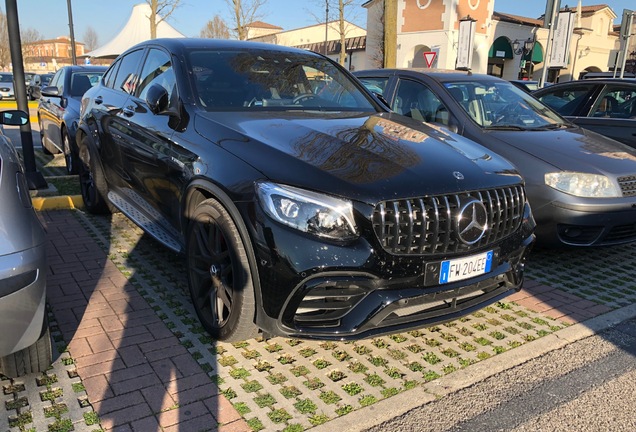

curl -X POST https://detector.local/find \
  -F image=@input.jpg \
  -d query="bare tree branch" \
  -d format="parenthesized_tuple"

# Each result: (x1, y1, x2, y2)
(200, 15, 231, 39)
(225, 0, 267, 40)
(308, 0, 363, 64)
(0, 11, 10, 70)
(83, 26, 99, 52)
(146, 0, 182, 39)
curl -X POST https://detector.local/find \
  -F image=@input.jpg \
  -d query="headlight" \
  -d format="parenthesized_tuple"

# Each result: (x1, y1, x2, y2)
(544, 172, 620, 198)
(256, 182, 358, 240)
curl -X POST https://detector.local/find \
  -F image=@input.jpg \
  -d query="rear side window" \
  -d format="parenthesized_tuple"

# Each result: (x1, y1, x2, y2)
(112, 49, 144, 95)
(535, 84, 595, 116)
(358, 77, 389, 96)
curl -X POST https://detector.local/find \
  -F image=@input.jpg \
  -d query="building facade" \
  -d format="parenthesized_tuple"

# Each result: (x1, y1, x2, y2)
(364, 0, 624, 83)
(23, 36, 87, 72)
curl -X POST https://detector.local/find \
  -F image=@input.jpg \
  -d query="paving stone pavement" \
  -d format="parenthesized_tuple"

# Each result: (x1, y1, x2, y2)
(5, 147, 636, 431)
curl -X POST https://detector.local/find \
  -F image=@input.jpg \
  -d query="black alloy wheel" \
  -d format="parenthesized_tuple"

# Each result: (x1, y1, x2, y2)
(63, 131, 79, 175)
(78, 136, 110, 214)
(187, 199, 258, 342)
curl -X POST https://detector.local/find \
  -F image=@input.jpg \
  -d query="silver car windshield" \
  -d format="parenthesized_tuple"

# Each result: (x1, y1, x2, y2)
(444, 81, 563, 129)
(188, 49, 376, 112)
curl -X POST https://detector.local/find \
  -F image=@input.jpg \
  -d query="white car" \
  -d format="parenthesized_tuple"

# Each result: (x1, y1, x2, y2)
(0, 72, 14, 100)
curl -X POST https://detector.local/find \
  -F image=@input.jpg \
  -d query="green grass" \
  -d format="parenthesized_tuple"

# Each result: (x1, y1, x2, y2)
(46, 176, 80, 196)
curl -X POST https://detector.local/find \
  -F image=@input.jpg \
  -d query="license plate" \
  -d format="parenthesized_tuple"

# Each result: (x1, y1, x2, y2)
(439, 250, 493, 284)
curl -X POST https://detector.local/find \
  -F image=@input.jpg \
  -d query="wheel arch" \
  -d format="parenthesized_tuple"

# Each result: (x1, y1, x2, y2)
(184, 179, 264, 323)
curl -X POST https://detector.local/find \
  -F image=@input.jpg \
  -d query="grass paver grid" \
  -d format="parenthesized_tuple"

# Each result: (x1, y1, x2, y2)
(74, 210, 578, 431)
(0, 308, 101, 432)
(526, 245, 636, 309)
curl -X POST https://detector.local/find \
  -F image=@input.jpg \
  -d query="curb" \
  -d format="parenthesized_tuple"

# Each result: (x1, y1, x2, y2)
(32, 194, 83, 210)
(310, 302, 636, 432)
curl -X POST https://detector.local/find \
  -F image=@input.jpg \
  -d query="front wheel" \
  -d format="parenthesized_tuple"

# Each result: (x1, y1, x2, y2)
(187, 198, 258, 342)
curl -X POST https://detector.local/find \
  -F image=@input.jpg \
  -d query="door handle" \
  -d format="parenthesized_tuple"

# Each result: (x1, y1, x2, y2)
(94, 96, 103, 105)
(122, 106, 135, 117)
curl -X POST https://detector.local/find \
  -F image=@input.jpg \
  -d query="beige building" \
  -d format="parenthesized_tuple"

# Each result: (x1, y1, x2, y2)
(248, 20, 368, 71)
(23, 36, 87, 72)
(364, 0, 623, 83)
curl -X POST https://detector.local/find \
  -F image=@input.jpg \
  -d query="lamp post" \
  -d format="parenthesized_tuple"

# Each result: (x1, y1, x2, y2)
(513, 37, 535, 80)
(324, 0, 329, 57)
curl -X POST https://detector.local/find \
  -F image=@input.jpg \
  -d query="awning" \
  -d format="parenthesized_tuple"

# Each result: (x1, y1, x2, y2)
(523, 42, 544, 63)
(488, 37, 513, 59)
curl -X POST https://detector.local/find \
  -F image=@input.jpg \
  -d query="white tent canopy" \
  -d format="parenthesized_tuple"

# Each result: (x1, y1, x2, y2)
(86, 3, 185, 59)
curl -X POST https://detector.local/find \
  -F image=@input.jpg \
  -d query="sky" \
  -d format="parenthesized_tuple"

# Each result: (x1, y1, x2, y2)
(11, 0, 635, 47)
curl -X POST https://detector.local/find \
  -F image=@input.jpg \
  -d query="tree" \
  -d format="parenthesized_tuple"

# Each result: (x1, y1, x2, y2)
(20, 27, 41, 62)
(310, 0, 363, 65)
(0, 11, 9, 70)
(200, 15, 230, 39)
(225, 0, 267, 40)
(146, 0, 182, 39)
(83, 26, 99, 52)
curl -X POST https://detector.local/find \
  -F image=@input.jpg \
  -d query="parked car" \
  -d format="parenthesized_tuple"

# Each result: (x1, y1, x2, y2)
(30, 73, 55, 100)
(77, 39, 535, 342)
(0, 109, 51, 378)
(509, 80, 540, 92)
(38, 65, 107, 174)
(354, 68, 636, 247)
(24, 72, 41, 100)
(0, 72, 14, 99)
(532, 79, 636, 149)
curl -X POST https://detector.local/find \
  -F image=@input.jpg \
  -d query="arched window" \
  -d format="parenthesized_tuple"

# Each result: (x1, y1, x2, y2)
(412, 45, 432, 68)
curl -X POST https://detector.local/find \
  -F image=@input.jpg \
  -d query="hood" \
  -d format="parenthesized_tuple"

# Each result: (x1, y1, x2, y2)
(487, 126, 636, 176)
(194, 111, 522, 204)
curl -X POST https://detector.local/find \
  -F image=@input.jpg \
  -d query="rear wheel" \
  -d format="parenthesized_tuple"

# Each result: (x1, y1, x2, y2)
(39, 118, 52, 155)
(78, 136, 111, 214)
(187, 198, 258, 342)
(0, 327, 52, 378)
(62, 131, 79, 175)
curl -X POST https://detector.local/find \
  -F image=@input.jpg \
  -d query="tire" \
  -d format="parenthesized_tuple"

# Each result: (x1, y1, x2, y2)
(187, 198, 258, 342)
(78, 136, 111, 214)
(0, 327, 52, 378)
(62, 131, 79, 175)
(39, 118, 52, 155)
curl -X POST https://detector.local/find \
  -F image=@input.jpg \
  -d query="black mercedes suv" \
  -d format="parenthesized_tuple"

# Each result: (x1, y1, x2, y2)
(77, 39, 535, 341)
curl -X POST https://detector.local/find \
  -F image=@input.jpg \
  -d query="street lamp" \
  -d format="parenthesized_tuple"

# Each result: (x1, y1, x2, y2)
(512, 37, 535, 80)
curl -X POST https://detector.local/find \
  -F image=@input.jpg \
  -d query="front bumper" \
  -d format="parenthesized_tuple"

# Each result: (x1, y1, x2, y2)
(532, 194, 636, 246)
(251, 206, 535, 340)
(0, 244, 47, 356)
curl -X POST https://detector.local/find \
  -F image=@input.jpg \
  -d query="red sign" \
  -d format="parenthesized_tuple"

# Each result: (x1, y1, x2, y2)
(423, 51, 437, 68)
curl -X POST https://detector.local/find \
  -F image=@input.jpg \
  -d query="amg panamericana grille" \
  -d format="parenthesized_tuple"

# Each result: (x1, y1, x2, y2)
(373, 185, 525, 256)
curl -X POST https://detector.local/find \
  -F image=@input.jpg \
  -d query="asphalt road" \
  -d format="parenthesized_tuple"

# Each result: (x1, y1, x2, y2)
(363, 317, 636, 432)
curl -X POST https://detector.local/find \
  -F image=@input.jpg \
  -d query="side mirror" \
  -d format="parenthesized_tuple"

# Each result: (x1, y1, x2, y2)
(146, 83, 170, 115)
(0, 109, 29, 126)
(41, 86, 60, 97)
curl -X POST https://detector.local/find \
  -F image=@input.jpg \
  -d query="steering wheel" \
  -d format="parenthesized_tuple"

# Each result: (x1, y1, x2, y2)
(492, 102, 523, 125)
(292, 93, 317, 104)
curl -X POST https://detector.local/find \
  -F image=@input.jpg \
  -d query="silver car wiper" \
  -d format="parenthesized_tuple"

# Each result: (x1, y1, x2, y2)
(484, 125, 527, 131)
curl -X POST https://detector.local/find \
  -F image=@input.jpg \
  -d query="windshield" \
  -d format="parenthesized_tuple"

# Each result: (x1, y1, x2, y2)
(0, 74, 12, 83)
(188, 49, 376, 112)
(444, 80, 563, 129)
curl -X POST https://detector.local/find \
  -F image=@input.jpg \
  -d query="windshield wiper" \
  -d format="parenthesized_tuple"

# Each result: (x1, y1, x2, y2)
(485, 125, 527, 131)
(528, 123, 565, 130)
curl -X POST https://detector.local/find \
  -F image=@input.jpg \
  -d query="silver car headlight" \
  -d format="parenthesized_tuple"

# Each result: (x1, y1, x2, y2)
(256, 182, 358, 240)
(544, 172, 620, 198)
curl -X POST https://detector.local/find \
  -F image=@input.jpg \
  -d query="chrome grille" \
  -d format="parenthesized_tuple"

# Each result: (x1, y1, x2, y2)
(618, 175, 636, 197)
(372, 185, 525, 256)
